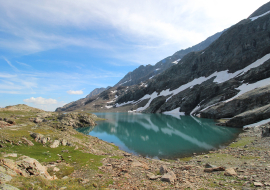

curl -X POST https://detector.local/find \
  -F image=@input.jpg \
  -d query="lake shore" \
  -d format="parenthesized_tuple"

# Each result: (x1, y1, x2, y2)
(0, 105, 270, 189)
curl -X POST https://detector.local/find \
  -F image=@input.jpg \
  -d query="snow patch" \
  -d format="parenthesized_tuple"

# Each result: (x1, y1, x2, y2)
(172, 59, 181, 64)
(163, 107, 185, 116)
(105, 105, 113, 109)
(244, 118, 270, 128)
(250, 10, 270, 21)
(118, 79, 132, 86)
(117, 53, 270, 113)
(111, 90, 117, 94)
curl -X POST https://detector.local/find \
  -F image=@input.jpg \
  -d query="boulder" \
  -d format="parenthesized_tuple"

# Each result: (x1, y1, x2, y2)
(204, 167, 225, 172)
(60, 139, 67, 146)
(21, 137, 34, 146)
(34, 117, 43, 123)
(160, 165, 168, 175)
(224, 168, 237, 176)
(147, 173, 161, 180)
(50, 140, 60, 148)
(161, 171, 176, 183)
(16, 156, 53, 180)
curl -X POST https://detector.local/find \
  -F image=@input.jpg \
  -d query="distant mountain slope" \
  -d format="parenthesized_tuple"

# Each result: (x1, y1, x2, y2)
(114, 30, 224, 87)
(56, 87, 110, 112)
(85, 87, 108, 98)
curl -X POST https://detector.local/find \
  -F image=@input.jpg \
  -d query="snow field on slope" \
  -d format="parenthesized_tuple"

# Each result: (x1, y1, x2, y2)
(250, 10, 270, 21)
(116, 53, 270, 114)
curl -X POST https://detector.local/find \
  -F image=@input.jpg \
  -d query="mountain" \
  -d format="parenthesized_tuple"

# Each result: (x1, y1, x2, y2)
(85, 87, 109, 98)
(56, 2, 270, 128)
(112, 1, 270, 127)
(56, 30, 223, 112)
(114, 30, 224, 87)
(56, 87, 110, 112)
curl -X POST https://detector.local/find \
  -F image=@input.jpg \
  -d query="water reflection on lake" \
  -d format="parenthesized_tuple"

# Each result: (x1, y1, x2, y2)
(77, 113, 242, 159)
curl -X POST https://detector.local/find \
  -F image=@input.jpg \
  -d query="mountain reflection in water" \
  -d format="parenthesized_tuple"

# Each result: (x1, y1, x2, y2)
(77, 113, 242, 159)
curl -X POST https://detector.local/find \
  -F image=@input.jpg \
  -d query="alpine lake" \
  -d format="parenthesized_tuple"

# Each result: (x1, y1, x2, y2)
(77, 112, 242, 159)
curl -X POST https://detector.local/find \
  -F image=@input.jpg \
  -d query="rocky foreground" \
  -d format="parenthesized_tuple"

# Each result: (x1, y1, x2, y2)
(1, 105, 270, 189)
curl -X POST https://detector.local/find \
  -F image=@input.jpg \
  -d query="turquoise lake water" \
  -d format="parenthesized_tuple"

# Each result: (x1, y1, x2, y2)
(77, 112, 242, 159)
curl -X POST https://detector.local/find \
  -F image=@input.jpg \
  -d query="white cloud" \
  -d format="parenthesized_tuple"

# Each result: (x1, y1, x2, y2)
(0, 0, 269, 63)
(67, 90, 83, 95)
(23, 97, 57, 105)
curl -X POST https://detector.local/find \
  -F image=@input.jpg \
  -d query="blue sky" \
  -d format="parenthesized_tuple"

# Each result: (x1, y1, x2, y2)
(0, 0, 269, 111)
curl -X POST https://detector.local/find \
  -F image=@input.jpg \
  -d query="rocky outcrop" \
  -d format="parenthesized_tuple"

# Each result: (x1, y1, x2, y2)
(225, 103, 270, 127)
(58, 112, 97, 128)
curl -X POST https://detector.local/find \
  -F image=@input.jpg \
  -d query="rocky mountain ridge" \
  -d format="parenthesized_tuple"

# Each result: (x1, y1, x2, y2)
(56, 29, 223, 112)
(114, 30, 223, 87)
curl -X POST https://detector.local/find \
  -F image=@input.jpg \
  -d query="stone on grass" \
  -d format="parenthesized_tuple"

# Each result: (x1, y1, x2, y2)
(147, 173, 161, 180)
(204, 167, 225, 172)
(50, 140, 60, 148)
(61, 139, 67, 146)
(224, 168, 237, 176)
(53, 167, 60, 172)
(21, 137, 34, 146)
(3, 154, 17, 158)
(254, 182, 264, 187)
